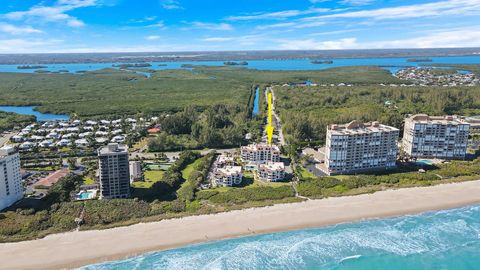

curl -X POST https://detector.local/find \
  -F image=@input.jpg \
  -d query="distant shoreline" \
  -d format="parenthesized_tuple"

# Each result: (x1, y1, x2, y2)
(1, 180, 480, 270)
(0, 48, 479, 65)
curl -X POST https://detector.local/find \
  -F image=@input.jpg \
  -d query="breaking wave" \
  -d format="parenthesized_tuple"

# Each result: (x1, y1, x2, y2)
(80, 205, 480, 270)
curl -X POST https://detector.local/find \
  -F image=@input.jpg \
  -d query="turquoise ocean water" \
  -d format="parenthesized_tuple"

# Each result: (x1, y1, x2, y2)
(79, 204, 480, 270)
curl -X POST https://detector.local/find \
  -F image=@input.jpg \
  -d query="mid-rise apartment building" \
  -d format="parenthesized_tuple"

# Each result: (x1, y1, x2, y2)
(403, 114, 470, 159)
(215, 155, 235, 168)
(129, 161, 143, 183)
(98, 143, 130, 199)
(213, 166, 243, 187)
(240, 143, 280, 163)
(324, 121, 399, 175)
(0, 146, 23, 210)
(258, 162, 285, 182)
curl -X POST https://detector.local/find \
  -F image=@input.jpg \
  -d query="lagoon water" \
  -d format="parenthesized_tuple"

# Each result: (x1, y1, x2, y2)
(79, 204, 480, 270)
(1, 55, 480, 74)
(252, 87, 260, 117)
(0, 106, 69, 121)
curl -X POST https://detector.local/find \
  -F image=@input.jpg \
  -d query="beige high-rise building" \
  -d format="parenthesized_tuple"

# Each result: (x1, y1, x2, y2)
(403, 114, 470, 159)
(323, 121, 399, 175)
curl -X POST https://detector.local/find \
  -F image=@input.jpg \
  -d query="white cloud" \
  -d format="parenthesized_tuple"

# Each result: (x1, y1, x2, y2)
(340, 0, 375, 6)
(303, 0, 480, 21)
(225, 8, 329, 21)
(256, 23, 296, 30)
(191, 22, 233, 31)
(279, 38, 358, 50)
(145, 35, 160, 40)
(277, 28, 480, 50)
(202, 37, 234, 42)
(160, 0, 182, 10)
(0, 38, 62, 53)
(256, 21, 325, 30)
(3, 0, 99, 28)
(200, 35, 263, 46)
(121, 21, 166, 31)
(371, 28, 480, 48)
(146, 22, 166, 29)
(0, 23, 43, 35)
(268, 0, 480, 30)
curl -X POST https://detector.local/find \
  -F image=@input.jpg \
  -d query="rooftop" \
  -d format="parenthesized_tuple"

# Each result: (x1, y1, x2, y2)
(0, 145, 17, 157)
(98, 143, 128, 155)
(407, 114, 469, 125)
(259, 162, 285, 172)
(328, 120, 398, 135)
(216, 166, 242, 176)
(33, 168, 70, 188)
(241, 143, 280, 152)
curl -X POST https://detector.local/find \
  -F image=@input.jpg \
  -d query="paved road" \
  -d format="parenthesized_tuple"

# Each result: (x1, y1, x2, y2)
(264, 87, 286, 146)
(0, 132, 16, 147)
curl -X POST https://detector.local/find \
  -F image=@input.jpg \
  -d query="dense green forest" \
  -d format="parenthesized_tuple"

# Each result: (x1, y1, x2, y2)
(147, 104, 256, 151)
(0, 66, 403, 117)
(0, 112, 35, 132)
(276, 85, 480, 146)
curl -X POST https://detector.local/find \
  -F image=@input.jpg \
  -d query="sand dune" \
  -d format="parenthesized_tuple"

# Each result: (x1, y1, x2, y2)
(1, 180, 480, 270)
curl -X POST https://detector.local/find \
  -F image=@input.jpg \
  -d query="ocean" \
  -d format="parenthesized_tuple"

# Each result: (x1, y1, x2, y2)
(79, 204, 480, 270)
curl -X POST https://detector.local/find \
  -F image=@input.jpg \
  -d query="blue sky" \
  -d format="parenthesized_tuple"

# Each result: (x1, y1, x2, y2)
(0, 0, 479, 53)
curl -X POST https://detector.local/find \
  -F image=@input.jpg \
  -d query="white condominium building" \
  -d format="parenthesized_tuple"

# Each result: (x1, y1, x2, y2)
(98, 143, 131, 199)
(241, 143, 280, 163)
(129, 161, 143, 183)
(213, 166, 243, 187)
(324, 121, 399, 175)
(0, 146, 23, 210)
(403, 114, 470, 159)
(215, 155, 235, 168)
(258, 162, 285, 182)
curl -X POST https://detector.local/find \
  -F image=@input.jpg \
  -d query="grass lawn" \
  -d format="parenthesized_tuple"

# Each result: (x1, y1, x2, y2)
(131, 138, 149, 151)
(132, 170, 164, 189)
(181, 157, 204, 180)
(297, 166, 317, 179)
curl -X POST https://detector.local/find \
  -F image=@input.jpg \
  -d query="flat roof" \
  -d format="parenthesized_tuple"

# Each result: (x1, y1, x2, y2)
(328, 120, 398, 135)
(98, 143, 128, 155)
(407, 114, 469, 125)
(259, 162, 285, 171)
(241, 143, 280, 152)
(216, 166, 242, 176)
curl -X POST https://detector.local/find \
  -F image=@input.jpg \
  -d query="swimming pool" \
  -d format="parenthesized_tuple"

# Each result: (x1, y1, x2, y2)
(416, 159, 433, 165)
(77, 191, 96, 200)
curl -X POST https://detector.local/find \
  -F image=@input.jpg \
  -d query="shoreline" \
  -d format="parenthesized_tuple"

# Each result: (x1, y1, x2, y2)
(2, 180, 480, 270)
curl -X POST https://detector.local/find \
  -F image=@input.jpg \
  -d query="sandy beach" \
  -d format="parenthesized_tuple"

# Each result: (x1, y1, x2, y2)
(1, 180, 480, 270)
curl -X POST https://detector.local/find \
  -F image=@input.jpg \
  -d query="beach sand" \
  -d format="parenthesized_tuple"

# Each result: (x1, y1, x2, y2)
(1, 180, 480, 270)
